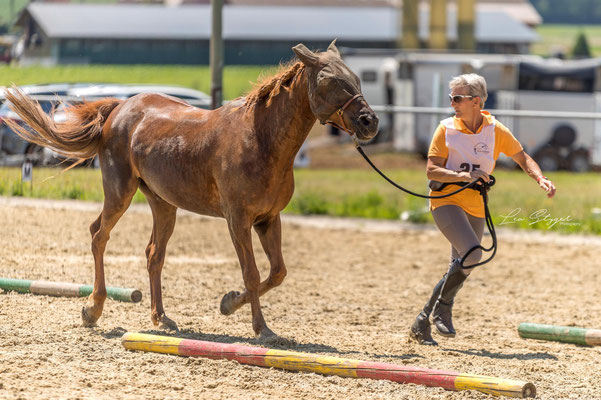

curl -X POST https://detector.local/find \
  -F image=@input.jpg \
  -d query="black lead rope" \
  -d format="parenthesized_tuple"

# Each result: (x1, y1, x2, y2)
(355, 146, 482, 199)
(355, 145, 497, 270)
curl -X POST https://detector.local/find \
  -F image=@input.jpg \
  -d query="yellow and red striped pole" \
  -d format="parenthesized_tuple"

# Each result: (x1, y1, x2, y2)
(122, 333, 536, 398)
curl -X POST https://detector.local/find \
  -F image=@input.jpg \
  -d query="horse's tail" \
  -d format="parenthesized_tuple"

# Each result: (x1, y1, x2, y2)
(4, 86, 122, 160)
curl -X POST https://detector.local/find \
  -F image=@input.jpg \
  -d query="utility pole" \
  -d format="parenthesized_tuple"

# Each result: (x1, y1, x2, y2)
(210, 0, 224, 109)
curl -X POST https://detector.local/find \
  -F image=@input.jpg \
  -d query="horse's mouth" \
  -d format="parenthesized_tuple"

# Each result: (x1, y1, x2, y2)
(353, 135, 375, 146)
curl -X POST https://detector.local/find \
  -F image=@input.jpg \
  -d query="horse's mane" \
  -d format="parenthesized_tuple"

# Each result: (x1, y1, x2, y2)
(245, 61, 306, 111)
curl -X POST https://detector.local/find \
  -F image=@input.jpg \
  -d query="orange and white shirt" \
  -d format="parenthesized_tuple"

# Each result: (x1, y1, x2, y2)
(428, 111, 523, 218)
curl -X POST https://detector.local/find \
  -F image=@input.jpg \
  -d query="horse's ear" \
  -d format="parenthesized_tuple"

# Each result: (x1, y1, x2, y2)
(327, 39, 341, 58)
(292, 43, 320, 66)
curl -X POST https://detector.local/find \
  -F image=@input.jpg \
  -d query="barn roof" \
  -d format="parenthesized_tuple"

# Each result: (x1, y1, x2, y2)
(21, 3, 538, 43)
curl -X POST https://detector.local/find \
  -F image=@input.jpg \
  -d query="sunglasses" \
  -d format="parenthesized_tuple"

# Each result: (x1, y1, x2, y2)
(449, 94, 475, 103)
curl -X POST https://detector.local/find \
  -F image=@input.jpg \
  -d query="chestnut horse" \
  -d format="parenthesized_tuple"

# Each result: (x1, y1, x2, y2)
(5, 41, 378, 339)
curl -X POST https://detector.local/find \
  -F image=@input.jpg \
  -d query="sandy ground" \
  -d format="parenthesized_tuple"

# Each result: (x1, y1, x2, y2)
(1, 197, 600, 400)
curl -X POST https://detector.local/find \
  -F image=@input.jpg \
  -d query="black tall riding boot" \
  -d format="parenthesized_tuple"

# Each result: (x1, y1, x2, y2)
(422, 275, 446, 316)
(432, 260, 468, 337)
(409, 311, 438, 346)
(408, 274, 445, 346)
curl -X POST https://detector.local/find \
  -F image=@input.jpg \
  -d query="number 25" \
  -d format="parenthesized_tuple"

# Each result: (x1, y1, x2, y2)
(460, 163, 480, 172)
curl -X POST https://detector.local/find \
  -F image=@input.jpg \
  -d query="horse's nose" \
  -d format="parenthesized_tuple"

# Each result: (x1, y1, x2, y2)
(359, 114, 372, 126)
(359, 112, 379, 132)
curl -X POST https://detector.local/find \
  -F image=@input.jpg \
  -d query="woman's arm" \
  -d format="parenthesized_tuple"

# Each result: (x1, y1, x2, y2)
(511, 150, 556, 198)
(426, 156, 490, 183)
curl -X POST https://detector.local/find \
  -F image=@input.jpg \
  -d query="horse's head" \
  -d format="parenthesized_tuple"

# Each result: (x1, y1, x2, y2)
(292, 40, 379, 143)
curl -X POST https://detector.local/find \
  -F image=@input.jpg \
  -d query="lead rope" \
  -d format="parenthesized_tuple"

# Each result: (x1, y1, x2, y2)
(324, 93, 497, 269)
(355, 144, 482, 199)
(353, 141, 497, 269)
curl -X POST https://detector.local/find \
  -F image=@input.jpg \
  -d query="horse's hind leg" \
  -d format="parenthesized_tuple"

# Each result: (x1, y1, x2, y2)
(225, 215, 275, 339)
(220, 214, 286, 316)
(82, 173, 138, 327)
(139, 183, 178, 331)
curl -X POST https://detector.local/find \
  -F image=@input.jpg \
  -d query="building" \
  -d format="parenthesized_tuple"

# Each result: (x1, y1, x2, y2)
(14, 2, 539, 65)
(477, 0, 542, 28)
(164, 0, 542, 27)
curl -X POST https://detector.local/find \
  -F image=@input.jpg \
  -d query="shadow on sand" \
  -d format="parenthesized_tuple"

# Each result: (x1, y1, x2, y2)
(443, 348, 557, 361)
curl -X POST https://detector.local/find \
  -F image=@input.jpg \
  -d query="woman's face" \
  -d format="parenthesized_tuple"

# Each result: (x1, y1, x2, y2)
(450, 86, 480, 119)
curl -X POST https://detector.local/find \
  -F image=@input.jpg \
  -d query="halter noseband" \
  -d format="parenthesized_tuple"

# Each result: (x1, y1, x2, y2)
(325, 93, 364, 138)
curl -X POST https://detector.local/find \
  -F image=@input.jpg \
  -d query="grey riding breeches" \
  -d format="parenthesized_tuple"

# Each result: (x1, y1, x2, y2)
(431, 204, 485, 275)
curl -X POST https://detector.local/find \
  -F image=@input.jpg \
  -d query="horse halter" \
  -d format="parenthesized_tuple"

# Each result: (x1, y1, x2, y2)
(325, 93, 364, 137)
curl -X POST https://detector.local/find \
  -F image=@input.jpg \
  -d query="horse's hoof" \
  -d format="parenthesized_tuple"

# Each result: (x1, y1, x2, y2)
(256, 328, 288, 345)
(219, 291, 241, 316)
(158, 315, 179, 331)
(256, 326, 277, 339)
(81, 306, 98, 327)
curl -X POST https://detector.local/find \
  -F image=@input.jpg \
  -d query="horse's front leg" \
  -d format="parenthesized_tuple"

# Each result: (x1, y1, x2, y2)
(224, 216, 276, 339)
(220, 214, 287, 315)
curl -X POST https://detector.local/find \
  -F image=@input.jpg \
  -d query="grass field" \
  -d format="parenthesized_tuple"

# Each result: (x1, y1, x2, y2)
(532, 24, 601, 57)
(0, 0, 29, 27)
(0, 65, 273, 101)
(0, 166, 598, 235)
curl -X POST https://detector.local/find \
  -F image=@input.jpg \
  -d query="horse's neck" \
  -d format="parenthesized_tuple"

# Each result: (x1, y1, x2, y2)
(256, 68, 316, 166)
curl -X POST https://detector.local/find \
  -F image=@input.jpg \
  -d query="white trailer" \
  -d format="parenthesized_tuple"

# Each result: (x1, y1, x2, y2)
(342, 48, 601, 171)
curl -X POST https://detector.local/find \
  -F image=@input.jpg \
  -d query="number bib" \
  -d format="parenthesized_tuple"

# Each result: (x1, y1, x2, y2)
(442, 117, 496, 174)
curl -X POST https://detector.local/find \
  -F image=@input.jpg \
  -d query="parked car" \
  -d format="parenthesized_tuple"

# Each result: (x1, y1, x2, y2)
(0, 82, 96, 102)
(40, 84, 212, 167)
(68, 84, 211, 109)
(0, 83, 80, 166)
(0, 83, 211, 166)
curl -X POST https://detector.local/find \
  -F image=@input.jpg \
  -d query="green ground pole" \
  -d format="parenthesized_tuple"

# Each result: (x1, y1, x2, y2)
(518, 323, 601, 346)
(0, 278, 142, 303)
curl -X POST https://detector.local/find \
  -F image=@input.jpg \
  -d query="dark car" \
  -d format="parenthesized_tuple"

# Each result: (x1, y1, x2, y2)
(0, 84, 95, 166)
(0, 84, 212, 167)
(0, 98, 64, 166)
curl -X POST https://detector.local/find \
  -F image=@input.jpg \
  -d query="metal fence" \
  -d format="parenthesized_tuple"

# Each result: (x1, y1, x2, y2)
(371, 105, 601, 120)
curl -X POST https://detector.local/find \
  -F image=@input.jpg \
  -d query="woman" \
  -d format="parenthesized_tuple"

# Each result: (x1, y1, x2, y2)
(409, 73, 556, 346)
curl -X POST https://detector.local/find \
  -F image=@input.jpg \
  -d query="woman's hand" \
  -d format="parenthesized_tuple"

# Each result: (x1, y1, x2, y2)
(467, 169, 490, 184)
(537, 176, 556, 198)
(511, 151, 556, 199)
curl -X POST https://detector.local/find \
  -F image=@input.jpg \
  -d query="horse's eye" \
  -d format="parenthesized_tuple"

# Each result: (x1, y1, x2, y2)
(317, 68, 337, 84)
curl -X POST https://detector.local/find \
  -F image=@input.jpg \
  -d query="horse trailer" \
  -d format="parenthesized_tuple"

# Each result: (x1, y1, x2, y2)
(342, 48, 601, 171)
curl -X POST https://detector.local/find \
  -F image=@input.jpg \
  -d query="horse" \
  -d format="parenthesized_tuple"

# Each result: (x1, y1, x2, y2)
(5, 40, 379, 339)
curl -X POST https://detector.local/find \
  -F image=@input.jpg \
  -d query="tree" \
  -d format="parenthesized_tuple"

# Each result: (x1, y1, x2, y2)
(572, 32, 591, 59)
(531, 0, 601, 24)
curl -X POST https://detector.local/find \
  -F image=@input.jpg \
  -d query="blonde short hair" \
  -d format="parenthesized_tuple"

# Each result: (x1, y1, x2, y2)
(449, 73, 488, 108)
